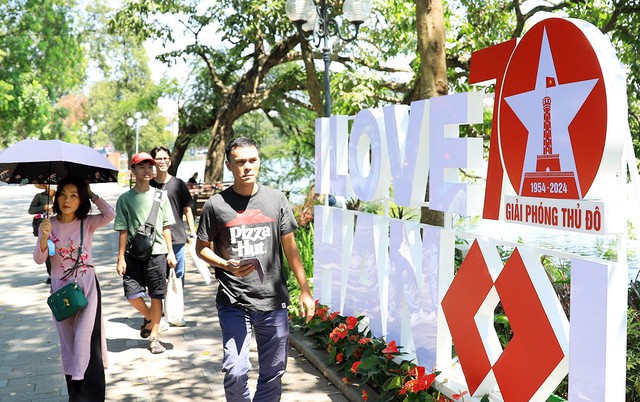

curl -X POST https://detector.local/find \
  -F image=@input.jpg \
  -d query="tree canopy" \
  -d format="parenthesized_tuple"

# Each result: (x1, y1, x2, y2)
(3, 0, 639, 187)
(106, 0, 640, 185)
(0, 0, 86, 146)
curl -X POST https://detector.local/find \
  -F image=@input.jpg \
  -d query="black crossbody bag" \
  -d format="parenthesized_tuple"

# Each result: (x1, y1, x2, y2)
(126, 189, 163, 261)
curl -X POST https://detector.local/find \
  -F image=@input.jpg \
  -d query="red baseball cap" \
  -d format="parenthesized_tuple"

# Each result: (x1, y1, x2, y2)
(130, 152, 156, 167)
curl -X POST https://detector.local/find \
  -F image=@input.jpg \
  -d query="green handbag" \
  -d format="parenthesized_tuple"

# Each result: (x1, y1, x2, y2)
(47, 282, 88, 322)
(46, 220, 88, 322)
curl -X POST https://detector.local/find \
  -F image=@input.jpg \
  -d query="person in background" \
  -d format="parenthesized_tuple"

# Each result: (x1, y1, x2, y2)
(29, 183, 56, 283)
(114, 152, 176, 354)
(195, 137, 315, 401)
(150, 145, 197, 325)
(34, 176, 116, 401)
(187, 171, 199, 187)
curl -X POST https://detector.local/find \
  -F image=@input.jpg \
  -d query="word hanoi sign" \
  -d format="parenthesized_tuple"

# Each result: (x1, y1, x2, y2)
(313, 17, 631, 402)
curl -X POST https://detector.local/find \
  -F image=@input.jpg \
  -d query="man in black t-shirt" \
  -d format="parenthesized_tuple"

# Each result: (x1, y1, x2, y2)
(150, 146, 196, 326)
(195, 137, 314, 401)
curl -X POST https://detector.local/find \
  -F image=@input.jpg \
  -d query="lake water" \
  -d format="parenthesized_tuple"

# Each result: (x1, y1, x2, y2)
(456, 216, 640, 282)
(174, 159, 231, 183)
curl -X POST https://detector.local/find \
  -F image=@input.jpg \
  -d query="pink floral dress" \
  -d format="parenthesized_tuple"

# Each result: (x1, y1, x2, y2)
(33, 197, 115, 380)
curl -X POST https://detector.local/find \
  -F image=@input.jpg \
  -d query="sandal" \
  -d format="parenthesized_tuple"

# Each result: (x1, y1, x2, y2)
(140, 318, 152, 339)
(148, 337, 166, 354)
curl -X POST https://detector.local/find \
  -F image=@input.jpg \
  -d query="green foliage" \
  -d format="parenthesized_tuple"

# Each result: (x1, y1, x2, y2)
(0, 0, 86, 145)
(285, 223, 315, 317)
(629, 275, 640, 401)
(389, 204, 419, 221)
(83, 5, 178, 156)
(294, 224, 314, 279)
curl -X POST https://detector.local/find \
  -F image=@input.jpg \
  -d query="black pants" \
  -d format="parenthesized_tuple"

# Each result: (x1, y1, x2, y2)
(65, 282, 105, 402)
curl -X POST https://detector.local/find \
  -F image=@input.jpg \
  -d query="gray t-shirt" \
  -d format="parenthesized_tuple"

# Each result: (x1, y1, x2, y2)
(197, 184, 297, 311)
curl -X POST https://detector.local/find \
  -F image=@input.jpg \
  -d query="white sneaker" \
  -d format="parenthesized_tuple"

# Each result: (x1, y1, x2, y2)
(169, 318, 186, 327)
(159, 317, 170, 332)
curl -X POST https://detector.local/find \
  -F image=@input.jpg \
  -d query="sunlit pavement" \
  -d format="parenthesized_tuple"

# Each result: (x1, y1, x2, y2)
(0, 183, 347, 401)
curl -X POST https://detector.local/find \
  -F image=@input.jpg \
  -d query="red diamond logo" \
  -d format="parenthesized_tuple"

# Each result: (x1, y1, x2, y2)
(442, 239, 569, 398)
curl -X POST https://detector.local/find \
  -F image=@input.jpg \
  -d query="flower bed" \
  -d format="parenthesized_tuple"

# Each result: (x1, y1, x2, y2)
(290, 302, 461, 402)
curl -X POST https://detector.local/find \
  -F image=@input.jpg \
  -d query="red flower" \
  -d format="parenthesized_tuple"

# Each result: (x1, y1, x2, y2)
(346, 316, 358, 330)
(408, 365, 425, 379)
(452, 391, 469, 400)
(402, 378, 426, 394)
(362, 389, 368, 401)
(382, 340, 399, 354)
(382, 340, 399, 359)
(401, 370, 437, 395)
(336, 352, 344, 363)
(351, 361, 361, 373)
(329, 312, 340, 320)
(330, 323, 348, 342)
(422, 373, 437, 389)
(315, 303, 329, 320)
(358, 337, 371, 344)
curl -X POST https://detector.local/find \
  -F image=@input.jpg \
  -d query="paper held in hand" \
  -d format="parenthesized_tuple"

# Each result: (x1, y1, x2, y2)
(239, 256, 264, 282)
(188, 241, 211, 285)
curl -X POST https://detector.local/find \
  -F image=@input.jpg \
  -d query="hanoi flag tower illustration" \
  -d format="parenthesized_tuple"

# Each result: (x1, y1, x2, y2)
(501, 27, 601, 200)
(520, 75, 580, 198)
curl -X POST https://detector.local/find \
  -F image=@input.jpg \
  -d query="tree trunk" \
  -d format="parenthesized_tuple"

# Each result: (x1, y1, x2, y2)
(414, 0, 448, 227)
(203, 114, 234, 184)
(300, 38, 325, 116)
(413, 0, 448, 100)
(168, 126, 191, 177)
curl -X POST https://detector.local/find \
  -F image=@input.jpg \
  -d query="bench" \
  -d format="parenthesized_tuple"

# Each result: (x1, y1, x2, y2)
(188, 182, 230, 216)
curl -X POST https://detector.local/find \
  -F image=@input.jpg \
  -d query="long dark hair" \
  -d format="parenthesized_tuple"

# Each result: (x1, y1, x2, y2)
(52, 176, 91, 219)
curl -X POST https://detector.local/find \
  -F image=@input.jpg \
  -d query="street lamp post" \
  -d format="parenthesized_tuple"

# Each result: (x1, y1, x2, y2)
(286, 0, 371, 117)
(82, 118, 98, 148)
(126, 112, 149, 155)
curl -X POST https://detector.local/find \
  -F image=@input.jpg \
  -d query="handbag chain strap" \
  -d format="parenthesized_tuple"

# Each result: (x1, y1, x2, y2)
(60, 219, 84, 282)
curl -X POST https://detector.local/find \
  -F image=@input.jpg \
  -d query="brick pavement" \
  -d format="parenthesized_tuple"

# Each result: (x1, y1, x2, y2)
(0, 183, 348, 402)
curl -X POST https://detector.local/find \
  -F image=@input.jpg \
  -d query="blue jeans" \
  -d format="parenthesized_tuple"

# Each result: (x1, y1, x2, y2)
(172, 243, 185, 287)
(217, 306, 289, 402)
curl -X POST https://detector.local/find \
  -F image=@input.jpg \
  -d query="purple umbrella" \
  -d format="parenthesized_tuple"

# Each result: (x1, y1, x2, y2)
(0, 139, 119, 184)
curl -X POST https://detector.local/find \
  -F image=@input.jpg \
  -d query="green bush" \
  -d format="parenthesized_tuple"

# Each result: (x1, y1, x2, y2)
(285, 223, 314, 317)
(628, 277, 640, 401)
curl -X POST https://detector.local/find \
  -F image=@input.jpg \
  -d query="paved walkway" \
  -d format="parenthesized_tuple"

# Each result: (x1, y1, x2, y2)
(0, 183, 348, 401)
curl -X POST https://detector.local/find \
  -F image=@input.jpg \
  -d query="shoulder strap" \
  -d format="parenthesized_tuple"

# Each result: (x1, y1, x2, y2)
(145, 189, 163, 226)
(73, 219, 84, 280)
(62, 219, 84, 282)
